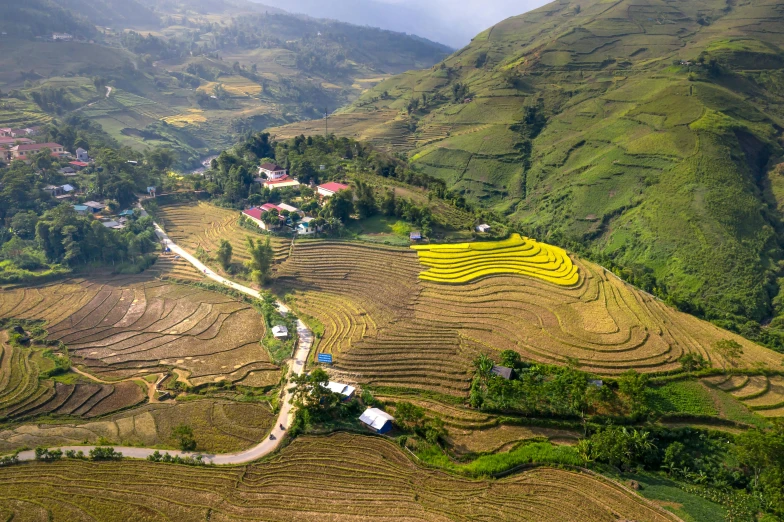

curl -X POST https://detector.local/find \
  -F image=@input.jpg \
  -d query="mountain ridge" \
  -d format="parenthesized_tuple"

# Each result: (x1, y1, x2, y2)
(270, 0, 784, 343)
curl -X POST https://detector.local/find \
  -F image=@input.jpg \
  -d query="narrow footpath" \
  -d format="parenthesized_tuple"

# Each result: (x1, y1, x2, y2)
(15, 224, 313, 465)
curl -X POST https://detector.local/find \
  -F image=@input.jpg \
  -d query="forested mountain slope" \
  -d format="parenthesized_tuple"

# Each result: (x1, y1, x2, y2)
(272, 0, 784, 339)
(0, 0, 449, 167)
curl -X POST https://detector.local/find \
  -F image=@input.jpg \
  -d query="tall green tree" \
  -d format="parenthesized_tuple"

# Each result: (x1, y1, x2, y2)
(245, 235, 274, 285)
(216, 239, 233, 271)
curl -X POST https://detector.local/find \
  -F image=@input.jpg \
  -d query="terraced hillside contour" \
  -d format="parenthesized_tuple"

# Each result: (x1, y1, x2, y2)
(412, 233, 578, 285)
(705, 374, 784, 418)
(0, 276, 277, 387)
(0, 433, 677, 522)
(271, 0, 784, 329)
(154, 202, 291, 273)
(276, 239, 779, 396)
(0, 399, 275, 455)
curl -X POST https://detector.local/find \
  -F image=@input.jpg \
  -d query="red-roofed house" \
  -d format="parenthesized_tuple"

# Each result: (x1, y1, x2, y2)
(258, 163, 288, 180)
(262, 177, 300, 189)
(10, 142, 66, 160)
(69, 161, 90, 170)
(0, 137, 33, 148)
(243, 205, 286, 231)
(317, 182, 349, 198)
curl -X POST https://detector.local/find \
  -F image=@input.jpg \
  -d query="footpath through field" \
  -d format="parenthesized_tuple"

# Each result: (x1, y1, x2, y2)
(15, 223, 314, 465)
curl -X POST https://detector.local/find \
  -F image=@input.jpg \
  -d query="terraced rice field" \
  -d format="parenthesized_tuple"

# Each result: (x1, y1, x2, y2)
(276, 240, 780, 396)
(154, 202, 291, 275)
(0, 400, 274, 454)
(150, 250, 206, 282)
(0, 276, 276, 387)
(412, 234, 579, 286)
(0, 433, 677, 521)
(704, 374, 784, 417)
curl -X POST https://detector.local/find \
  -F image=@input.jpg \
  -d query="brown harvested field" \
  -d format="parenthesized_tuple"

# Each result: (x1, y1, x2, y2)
(0, 275, 277, 386)
(0, 400, 275, 454)
(275, 240, 780, 397)
(0, 335, 145, 421)
(448, 424, 580, 455)
(150, 250, 207, 282)
(0, 433, 677, 522)
(153, 201, 291, 275)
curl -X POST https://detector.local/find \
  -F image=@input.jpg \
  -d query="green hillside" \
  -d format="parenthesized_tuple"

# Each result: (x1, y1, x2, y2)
(272, 0, 784, 340)
(0, 0, 449, 167)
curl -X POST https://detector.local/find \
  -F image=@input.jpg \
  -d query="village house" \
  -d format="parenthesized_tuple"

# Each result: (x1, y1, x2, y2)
(476, 224, 491, 233)
(75, 147, 89, 162)
(69, 161, 89, 170)
(58, 166, 76, 176)
(52, 33, 73, 41)
(0, 136, 34, 149)
(258, 163, 288, 180)
(359, 408, 395, 434)
(10, 142, 66, 160)
(326, 381, 356, 401)
(44, 184, 75, 199)
(297, 216, 316, 236)
(83, 201, 106, 214)
(261, 177, 300, 189)
(491, 365, 514, 380)
(317, 182, 349, 198)
(242, 204, 286, 231)
(271, 325, 289, 339)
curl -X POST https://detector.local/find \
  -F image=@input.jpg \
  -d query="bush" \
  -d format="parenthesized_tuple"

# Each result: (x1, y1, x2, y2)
(89, 447, 122, 460)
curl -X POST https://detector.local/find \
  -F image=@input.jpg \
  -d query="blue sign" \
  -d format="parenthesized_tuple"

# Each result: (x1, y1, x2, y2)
(317, 353, 333, 364)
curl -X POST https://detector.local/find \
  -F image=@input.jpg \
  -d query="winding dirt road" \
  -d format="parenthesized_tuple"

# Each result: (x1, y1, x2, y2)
(15, 224, 313, 465)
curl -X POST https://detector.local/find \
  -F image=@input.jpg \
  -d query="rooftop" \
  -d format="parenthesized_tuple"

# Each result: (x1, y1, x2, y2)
(259, 163, 285, 171)
(359, 408, 395, 431)
(318, 182, 349, 193)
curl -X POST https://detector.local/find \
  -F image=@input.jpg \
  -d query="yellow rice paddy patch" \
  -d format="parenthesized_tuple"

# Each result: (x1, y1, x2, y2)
(162, 109, 206, 127)
(411, 234, 579, 286)
(197, 76, 262, 97)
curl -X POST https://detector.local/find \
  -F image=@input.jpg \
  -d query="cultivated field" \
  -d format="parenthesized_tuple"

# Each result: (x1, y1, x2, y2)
(0, 334, 145, 421)
(704, 374, 784, 417)
(276, 239, 780, 396)
(0, 276, 277, 387)
(154, 202, 291, 276)
(0, 399, 275, 454)
(0, 433, 677, 521)
(412, 234, 579, 285)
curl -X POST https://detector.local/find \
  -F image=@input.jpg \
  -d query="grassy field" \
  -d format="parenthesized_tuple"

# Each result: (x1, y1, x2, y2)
(273, 238, 782, 398)
(0, 433, 678, 521)
(0, 275, 277, 387)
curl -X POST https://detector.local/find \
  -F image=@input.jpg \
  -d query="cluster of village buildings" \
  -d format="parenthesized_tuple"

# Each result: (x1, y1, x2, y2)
(241, 162, 349, 236)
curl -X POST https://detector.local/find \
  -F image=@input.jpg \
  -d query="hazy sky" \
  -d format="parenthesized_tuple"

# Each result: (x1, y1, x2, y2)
(378, 0, 548, 40)
(256, 0, 550, 48)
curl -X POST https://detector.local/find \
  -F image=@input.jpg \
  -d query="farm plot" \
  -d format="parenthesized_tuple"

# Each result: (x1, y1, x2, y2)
(0, 334, 146, 421)
(154, 202, 291, 275)
(274, 240, 475, 395)
(275, 239, 779, 397)
(0, 276, 276, 386)
(704, 374, 784, 417)
(412, 234, 579, 286)
(0, 400, 275, 454)
(0, 433, 677, 522)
